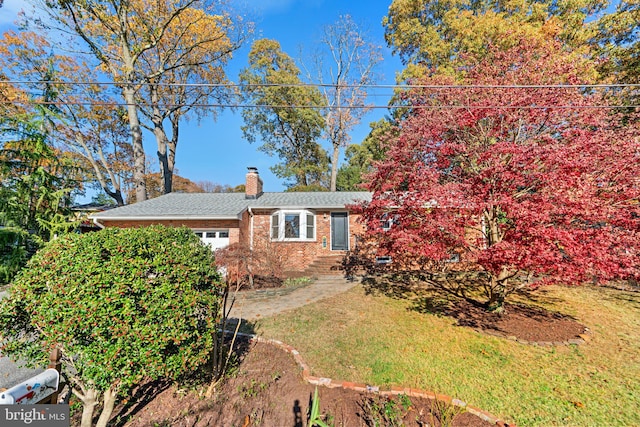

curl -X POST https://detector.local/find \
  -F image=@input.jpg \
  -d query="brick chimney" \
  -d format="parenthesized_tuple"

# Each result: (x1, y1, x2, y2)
(245, 167, 263, 199)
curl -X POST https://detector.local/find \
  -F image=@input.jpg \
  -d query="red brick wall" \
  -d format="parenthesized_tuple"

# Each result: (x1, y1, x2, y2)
(100, 210, 365, 274)
(100, 219, 241, 245)
(250, 209, 365, 272)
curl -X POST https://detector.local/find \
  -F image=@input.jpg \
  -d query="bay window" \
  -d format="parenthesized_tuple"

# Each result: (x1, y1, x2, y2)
(271, 210, 315, 241)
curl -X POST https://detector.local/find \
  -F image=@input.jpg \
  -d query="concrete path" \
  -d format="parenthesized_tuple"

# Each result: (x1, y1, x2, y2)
(228, 275, 359, 321)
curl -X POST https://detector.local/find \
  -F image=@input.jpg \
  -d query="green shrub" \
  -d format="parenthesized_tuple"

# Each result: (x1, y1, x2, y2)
(0, 226, 41, 286)
(0, 225, 224, 427)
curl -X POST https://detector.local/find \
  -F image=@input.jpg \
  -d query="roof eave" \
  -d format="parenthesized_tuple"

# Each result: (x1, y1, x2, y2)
(91, 215, 242, 221)
(251, 204, 365, 210)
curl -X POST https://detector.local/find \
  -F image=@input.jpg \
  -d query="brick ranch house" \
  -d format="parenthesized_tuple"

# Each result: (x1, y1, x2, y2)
(91, 168, 371, 276)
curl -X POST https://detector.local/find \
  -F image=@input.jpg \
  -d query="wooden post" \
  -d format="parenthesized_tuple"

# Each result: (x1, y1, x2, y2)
(45, 347, 62, 404)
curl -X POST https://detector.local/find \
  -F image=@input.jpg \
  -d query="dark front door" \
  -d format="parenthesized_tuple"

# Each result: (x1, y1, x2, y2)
(331, 212, 349, 251)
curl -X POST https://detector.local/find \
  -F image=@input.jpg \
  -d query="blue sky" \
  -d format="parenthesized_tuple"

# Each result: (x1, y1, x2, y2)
(0, 0, 403, 196)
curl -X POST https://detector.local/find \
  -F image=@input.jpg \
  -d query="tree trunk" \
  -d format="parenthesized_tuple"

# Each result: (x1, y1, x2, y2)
(150, 86, 177, 196)
(95, 386, 117, 427)
(166, 115, 179, 194)
(330, 142, 340, 192)
(485, 268, 515, 313)
(154, 124, 171, 194)
(74, 134, 126, 206)
(78, 388, 98, 427)
(486, 289, 506, 313)
(122, 85, 147, 202)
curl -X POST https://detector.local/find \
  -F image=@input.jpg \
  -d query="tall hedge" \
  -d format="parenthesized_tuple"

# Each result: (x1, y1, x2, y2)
(0, 225, 224, 426)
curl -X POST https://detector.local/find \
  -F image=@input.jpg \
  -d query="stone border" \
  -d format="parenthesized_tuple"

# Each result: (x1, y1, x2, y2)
(474, 326, 592, 347)
(234, 332, 514, 427)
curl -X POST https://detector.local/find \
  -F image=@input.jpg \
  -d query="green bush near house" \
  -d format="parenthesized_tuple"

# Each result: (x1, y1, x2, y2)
(0, 225, 224, 427)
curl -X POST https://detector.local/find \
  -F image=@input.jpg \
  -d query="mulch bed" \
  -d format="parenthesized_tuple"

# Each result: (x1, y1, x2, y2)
(445, 300, 588, 343)
(236, 274, 284, 290)
(114, 341, 494, 427)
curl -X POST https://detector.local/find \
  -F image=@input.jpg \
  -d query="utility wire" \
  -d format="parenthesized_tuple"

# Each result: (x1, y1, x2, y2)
(2, 80, 637, 109)
(0, 99, 637, 109)
(2, 80, 640, 89)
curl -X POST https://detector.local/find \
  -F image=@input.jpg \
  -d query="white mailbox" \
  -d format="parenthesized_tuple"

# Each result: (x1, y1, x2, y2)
(0, 369, 60, 405)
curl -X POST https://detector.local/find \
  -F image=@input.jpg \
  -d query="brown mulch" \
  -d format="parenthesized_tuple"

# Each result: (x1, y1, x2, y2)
(238, 274, 284, 290)
(114, 341, 493, 427)
(444, 300, 588, 343)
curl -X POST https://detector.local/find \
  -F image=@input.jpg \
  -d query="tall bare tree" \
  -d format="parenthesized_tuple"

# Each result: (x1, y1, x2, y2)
(28, 0, 249, 201)
(0, 30, 134, 206)
(135, 6, 247, 194)
(305, 15, 382, 191)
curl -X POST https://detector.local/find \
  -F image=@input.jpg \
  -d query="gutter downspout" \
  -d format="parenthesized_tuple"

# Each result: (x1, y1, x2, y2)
(92, 217, 105, 229)
(247, 207, 254, 250)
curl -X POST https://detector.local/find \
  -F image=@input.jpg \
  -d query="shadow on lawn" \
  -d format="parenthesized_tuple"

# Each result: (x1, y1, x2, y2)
(361, 273, 585, 337)
(595, 285, 640, 310)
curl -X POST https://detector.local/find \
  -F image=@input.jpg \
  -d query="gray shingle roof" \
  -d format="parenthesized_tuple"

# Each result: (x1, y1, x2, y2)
(91, 191, 372, 220)
(252, 192, 371, 209)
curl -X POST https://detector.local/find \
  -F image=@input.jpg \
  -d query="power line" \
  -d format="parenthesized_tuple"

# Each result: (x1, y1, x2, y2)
(3, 80, 637, 109)
(1, 99, 637, 109)
(2, 80, 640, 89)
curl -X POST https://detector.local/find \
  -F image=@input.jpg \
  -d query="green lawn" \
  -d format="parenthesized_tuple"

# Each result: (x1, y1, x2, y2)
(252, 284, 640, 426)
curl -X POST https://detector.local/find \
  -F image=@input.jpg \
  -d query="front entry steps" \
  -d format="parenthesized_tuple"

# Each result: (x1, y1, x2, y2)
(283, 255, 345, 279)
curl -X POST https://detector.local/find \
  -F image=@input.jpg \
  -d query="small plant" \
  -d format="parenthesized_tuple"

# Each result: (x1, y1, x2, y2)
(283, 276, 313, 288)
(427, 398, 464, 427)
(308, 386, 333, 427)
(361, 395, 409, 427)
(398, 393, 413, 411)
(237, 379, 269, 399)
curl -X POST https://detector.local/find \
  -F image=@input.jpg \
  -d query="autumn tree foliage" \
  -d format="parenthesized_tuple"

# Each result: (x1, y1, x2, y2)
(215, 239, 287, 288)
(308, 15, 383, 191)
(336, 118, 394, 191)
(594, 0, 639, 110)
(128, 172, 206, 202)
(383, 0, 606, 80)
(240, 39, 329, 190)
(359, 38, 640, 311)
(0, 30, 134, 206)
(134, 5, 243, 195)
(28, 0, 248, 201)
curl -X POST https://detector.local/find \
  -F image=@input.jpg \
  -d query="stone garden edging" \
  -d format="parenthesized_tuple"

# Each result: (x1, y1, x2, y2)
(235, 332, 514, 427)
(237, 281, 312, 300)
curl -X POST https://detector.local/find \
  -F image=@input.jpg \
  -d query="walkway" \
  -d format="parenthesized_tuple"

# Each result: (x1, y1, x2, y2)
(228, 275, 359, 321)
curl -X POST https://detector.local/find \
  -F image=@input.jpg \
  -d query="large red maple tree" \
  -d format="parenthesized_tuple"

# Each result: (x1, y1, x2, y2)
(360, 38, 639, 311)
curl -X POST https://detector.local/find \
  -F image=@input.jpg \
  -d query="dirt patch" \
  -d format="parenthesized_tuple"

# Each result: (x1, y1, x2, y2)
(365, 277, 588, 344)
(114, 341, 494, 427)
(238, 274, 284, 290)
(445, 301, 587, 343)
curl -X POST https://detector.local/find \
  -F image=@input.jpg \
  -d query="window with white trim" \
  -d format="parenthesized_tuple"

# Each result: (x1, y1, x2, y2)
(270, 210, 315, 241)
(380, 213, 399, 231)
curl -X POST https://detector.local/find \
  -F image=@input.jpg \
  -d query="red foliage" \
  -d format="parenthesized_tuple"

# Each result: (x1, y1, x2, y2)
(215, 241, 286, 288)
(360, 38, 639, 303)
